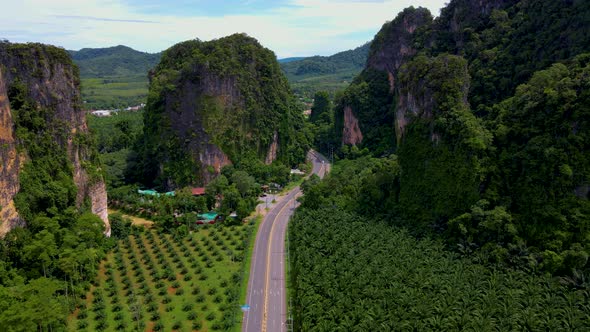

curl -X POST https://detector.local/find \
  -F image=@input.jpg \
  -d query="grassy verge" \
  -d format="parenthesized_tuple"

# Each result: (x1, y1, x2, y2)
(280, 177, 305, 194)
(238, 215, 262, 305)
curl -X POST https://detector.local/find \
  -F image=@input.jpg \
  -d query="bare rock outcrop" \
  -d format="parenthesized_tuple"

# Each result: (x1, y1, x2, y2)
(0, 68, 24, 236)
(265, 131, 279, 165)
(342, 106, 363, 146)
(338, 7, 433, 147)
(367, 7, 433, 91)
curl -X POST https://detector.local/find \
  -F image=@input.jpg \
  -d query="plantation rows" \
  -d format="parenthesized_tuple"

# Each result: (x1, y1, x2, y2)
(290, 208, 590, 331)
(69, 224, 253, 331)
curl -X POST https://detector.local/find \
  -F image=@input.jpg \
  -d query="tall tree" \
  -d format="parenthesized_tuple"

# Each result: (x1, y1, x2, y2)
(310, 91, 332, 124)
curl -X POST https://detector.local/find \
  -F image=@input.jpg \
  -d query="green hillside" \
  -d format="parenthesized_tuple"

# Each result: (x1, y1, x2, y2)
(280, 42, 370, 99)
(278, 57, 305, 63)
(69, 45, 160, 78)
(69, 45, 161, 109)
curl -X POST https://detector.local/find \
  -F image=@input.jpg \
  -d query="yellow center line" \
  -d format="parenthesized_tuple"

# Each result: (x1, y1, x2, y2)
(260, 156, 326, 332)
(261, 191, 298, 332)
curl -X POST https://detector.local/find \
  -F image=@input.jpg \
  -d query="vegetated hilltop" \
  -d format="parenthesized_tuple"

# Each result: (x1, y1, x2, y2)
(0, 42, 109, 236)
(69, 45, 161, 110)
(69, 45, 161, 78)
(132, 33, 310, 190)
(280, 42, 370, 99)
(329, 0, 589, 277)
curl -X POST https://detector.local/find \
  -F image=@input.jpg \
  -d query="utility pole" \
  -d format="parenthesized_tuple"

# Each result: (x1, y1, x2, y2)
(330, 145, 334, 164)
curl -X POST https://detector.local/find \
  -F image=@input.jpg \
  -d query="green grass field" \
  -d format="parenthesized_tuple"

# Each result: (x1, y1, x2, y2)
(68, 223, 254, 331)
(287, 69, 359, 100)
(80, 75, 149, 110)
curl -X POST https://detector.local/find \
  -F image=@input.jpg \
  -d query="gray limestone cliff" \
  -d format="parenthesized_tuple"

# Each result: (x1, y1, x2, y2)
(336, 7, 433, 151)
(0, 69, 24, 235)
(0, 42, 109, 236)
(139, 34, 304, 189)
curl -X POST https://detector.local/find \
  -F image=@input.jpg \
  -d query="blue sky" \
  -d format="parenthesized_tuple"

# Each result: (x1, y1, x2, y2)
(3, 0, 448, 58)
(119, 0, 298, 16)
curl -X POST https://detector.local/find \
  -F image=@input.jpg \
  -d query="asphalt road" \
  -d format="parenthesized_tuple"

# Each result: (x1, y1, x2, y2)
(243, 151, 329, 332)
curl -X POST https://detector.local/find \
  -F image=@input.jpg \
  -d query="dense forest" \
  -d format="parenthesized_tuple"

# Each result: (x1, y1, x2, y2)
(323, 0, 590, 276)
(290, 0, 590, 329)
(291, 158, 590, 331)
(87, 110, 144, 189)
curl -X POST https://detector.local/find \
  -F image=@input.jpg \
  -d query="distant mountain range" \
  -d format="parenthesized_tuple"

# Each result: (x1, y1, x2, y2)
(280, 43, 370, 78)
(278, 57, 306, 63)
(69, 42, 370, 105)
(69, 45, 161, 78)
(278, 42, 370, 99)
(68, 45, 161, 109)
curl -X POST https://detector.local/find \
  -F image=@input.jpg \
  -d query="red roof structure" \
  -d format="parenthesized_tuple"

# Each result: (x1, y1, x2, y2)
(191, 187, 206, 196)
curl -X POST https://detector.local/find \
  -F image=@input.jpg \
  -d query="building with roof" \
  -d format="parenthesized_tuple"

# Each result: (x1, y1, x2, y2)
(91, 110, 111, 117)
(191, 187, 206, 196)
(137, 189, 175, 197)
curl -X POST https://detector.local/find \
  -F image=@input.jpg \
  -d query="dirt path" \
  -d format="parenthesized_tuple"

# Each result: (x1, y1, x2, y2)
(108, 209, 155, 228)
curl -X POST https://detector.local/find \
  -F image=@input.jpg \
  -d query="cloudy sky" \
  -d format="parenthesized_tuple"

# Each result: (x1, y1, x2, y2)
(3, 0, 447, 58)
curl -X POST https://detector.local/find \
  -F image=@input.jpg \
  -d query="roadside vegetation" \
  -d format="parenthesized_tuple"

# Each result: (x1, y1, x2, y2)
(290, 158, 590, 331)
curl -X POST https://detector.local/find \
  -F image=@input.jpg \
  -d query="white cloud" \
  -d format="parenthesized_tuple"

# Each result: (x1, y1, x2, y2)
(1, 0, 447, 57)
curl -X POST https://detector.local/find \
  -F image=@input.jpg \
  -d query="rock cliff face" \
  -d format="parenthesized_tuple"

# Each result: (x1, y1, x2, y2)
(337, 7, 432, 150)
(367, 7, 433, 88)
(396, 55, 471, 142)
(0, 43, 109, 236)
(265, 131, 279, 165)
(161, 71, 237, 185)
(330, 0, 590, 274)
(341, 106, 363, 145)
(140, 34, 302, 189)
(0, 69, 24, 235)
(335, 4, 490, 225)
